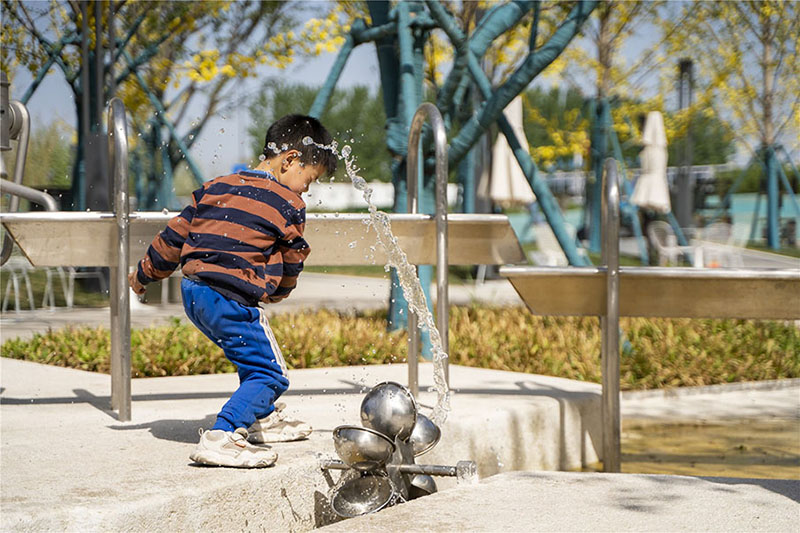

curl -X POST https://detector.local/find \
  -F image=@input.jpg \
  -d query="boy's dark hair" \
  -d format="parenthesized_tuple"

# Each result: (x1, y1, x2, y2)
(262, 114, 337, 176)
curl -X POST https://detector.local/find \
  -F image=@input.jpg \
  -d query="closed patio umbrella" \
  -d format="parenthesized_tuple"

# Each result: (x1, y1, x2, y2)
(482, 96, 536, 207)
(631, 110, 670, 214)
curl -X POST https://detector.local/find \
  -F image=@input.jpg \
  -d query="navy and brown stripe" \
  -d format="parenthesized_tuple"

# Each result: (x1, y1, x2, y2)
(137, 170, 310, 307)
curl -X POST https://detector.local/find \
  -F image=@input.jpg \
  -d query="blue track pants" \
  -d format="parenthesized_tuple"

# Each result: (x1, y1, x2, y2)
(181, 278, 289, 431)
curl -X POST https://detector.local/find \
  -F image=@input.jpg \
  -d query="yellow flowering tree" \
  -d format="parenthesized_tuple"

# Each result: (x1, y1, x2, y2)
(665, 0, 800, 155)
(2, 1, 342, 205)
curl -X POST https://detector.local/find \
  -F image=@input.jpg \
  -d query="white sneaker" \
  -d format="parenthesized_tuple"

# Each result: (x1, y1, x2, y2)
(247, 402, 313, 443)
(190, 427, 278, 468)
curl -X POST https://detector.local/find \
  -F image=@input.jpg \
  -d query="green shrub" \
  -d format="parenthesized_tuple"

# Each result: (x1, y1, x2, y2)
(2, 308, 798, 390)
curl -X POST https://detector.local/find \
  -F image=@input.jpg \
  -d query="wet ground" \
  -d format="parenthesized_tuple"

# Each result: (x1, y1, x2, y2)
(585, 419, 800, 479)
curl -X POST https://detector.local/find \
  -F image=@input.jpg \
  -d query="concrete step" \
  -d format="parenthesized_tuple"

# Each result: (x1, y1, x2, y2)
(0, 359, 600, 531)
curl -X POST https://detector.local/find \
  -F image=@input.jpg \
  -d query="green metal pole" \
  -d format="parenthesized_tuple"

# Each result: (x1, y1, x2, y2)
(123, 51, 204, 187)
(749, 191, 762, 243)
(589, 98, 610, 253)
(766, 144, 779, 249)
(446, 0, 597, 163)
(428, 0, 591, 266)
(309, 34, 355, 119)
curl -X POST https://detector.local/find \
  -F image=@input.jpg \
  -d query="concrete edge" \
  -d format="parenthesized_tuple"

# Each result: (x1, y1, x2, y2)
(621, 378, 800, 400)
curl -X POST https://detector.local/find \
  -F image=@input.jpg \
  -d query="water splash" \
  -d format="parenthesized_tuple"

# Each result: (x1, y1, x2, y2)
(308, 140, 451, 426)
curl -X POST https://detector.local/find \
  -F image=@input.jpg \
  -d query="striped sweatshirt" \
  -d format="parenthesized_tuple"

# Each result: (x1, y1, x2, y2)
(136, 170, 310, 307)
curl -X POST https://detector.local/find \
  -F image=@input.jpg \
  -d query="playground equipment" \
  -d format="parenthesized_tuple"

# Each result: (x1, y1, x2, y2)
(307, 0, 598, 343)
(501, 159, 800, 471)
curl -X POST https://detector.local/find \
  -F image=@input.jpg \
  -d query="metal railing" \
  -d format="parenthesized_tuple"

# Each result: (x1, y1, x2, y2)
(600, 158, 621, 472)
(501, 157, 799, 473)
(107, 97, 131, 421)
(406, 103, 449, 397)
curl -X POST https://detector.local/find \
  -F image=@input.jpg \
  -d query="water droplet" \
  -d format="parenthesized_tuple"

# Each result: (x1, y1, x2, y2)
(341, 145, 351, 158)
(219, 128, 225, 134)
(302, 136, 314, 145)
(162, 208, 169, 215)
(348, 241, 357, 248)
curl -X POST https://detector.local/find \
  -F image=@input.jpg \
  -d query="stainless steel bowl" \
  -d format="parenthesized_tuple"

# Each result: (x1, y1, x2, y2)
(409, 413, 441, 456)
(332, 425, 395, 471)
(330, 474, 395, 518)
(360, 381, 418, 441)
(408, 474, 437, 499)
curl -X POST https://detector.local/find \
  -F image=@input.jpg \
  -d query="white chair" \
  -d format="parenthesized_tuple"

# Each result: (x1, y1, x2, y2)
(528, 223, 588, 266)
(64, 267, 108, 309)
(1, 255, 35, 313)
(647, 220, 694, 266)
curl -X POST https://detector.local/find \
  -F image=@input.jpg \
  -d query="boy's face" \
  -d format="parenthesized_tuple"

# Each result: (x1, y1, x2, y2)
(278, 150, 327, 195)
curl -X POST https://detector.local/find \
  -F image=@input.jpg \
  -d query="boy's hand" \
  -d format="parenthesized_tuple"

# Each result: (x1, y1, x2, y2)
(128, 271, 146, 295)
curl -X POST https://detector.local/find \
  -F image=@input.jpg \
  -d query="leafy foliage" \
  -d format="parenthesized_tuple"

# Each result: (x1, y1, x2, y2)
(3, 308, 797, 390)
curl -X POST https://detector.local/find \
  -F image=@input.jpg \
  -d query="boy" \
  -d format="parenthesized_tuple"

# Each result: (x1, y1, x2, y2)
(129, 115, 337, 468)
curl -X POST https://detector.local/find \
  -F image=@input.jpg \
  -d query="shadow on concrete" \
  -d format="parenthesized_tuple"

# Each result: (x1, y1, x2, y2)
(703, 476, 800, 504)
(108, 414, 217, 443)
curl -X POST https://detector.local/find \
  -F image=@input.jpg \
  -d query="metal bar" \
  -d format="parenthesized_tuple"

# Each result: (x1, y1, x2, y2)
(79, 0, 89, 212)
(0, 180, 57, 213)
(319, 459, 458, 477)
(407, 103, 450, 395)
(108, 98, 131, 421)
(1, 101, 31, 265)
(601, 158, 621, 473)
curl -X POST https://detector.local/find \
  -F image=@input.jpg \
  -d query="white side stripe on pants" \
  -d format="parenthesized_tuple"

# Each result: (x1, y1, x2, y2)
(258, 307, 289, 379)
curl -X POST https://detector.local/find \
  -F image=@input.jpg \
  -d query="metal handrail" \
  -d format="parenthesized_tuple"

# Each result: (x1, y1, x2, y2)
(601, 157, 621, 472)
(107, 97, 131, 422)
(406, 103, 449, 396)
(1, 100, 32, 265)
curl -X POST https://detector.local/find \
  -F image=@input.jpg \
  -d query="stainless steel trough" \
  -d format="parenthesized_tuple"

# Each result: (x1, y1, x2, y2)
(500, 265, 800, 320)
(0, 212, 524, 268)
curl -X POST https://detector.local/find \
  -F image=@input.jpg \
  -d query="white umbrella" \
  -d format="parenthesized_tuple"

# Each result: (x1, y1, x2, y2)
(483, 96, 536, 206)
(631, 110, 670, 213)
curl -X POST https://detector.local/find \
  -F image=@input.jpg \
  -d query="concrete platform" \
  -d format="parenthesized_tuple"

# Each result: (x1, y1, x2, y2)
(321, 470, 799, 532)
(0, 358, 600, 531)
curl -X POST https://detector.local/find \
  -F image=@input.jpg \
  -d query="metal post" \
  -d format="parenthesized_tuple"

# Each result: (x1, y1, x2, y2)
(1, 99, 31, 265)
(765, 145, 779, 249)
(407, 103, 450, 395)
(601, 157, 621, 472)
(108, 98, 131, 421)
(676, 59, 694, 227)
